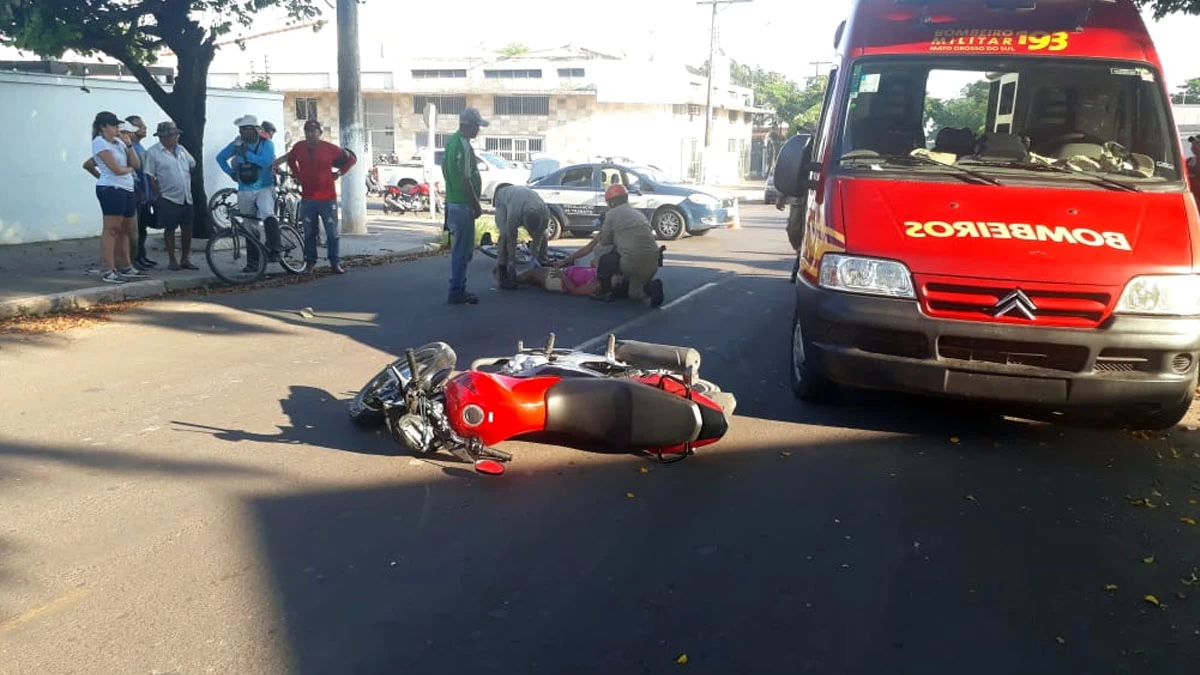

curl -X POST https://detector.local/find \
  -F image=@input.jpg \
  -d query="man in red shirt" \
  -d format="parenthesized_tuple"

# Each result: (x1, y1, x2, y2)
(272, 119, 357, 273)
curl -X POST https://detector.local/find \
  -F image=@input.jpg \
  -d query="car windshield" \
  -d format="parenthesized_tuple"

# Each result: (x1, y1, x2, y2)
(835, 57, 1183, 189)
(480, 153, 511, 169)
(632, 166, 683, 184)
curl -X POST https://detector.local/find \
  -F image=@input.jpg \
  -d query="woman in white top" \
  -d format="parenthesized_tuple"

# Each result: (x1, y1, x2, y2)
(82, 111, 147, 284)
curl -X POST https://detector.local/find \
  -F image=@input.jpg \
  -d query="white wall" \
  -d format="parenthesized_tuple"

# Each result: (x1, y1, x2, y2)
(0, 71, 282, 245)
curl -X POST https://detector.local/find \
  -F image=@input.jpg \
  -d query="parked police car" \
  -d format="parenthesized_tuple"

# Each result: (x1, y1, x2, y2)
(529, 162, 738, 240)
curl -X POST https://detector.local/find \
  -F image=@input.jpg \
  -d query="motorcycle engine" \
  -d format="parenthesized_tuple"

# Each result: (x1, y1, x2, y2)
(394, 413, 436, 454)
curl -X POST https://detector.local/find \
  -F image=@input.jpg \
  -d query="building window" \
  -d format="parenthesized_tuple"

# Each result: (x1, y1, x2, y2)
(557, 68, 585, 78)
(295, 97, 318, 121)
(414, 132, 451, 150)
(728, 139, 738, 152)
(413, 95, 466, 115)
(493, 95, 550, 116)
(484, 69, 543, 79)
(364, 97, 393, 131)
(411, 69, 466, 79)
(672, 104, 688, 115)
(484, 137, 544, 163)
(689, 104, 702, 116)
(743, 111, 753, 123)
(728, 109, 739, 122)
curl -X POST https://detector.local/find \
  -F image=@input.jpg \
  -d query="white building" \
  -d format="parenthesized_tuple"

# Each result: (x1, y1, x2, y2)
(209, 45, 765, 185)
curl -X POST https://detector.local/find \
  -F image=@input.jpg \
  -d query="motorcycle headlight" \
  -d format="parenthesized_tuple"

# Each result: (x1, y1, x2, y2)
(687, 193, 720, 207)
(819, 254, 916, 299)
(1115, 275, 1200, 316)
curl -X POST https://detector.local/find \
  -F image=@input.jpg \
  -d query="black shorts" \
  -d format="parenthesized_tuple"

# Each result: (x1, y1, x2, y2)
(155, 198, 194, 231)
(96, 186, 137, 218)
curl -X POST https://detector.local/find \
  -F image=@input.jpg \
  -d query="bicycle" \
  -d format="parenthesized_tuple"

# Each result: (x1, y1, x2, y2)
(477, 233, 573, 266)
(204, 210, 307, 285)
(206, 172, 302, 236)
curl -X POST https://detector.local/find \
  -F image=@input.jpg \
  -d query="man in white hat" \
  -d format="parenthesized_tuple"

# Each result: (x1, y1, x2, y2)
(216, 114, 279, 268)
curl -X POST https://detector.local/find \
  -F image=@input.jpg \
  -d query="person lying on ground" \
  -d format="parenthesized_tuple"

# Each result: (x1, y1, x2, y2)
(491, 263, 624, 297)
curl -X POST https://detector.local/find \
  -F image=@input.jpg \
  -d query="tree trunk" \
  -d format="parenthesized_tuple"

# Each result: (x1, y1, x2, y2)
(116, 37, 215, 237)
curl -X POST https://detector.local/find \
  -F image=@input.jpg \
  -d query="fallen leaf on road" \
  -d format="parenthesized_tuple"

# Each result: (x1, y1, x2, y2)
(676, 654, 688, 664)
(1181, 573, 1198, 586)
(1176, 592, 1187, 601)
(639, 467, 650, 474)
(950, 437, 961, 444)
(1144, 556, 1156, 564)
(1055, 636, 1066, 645)
(780, 451, 791, 458)
(1171, 447, 1182, 459)
(1130, 498, 1158, 508)
(1152, 489, 1164, 498)
(626, 492, 635, 499)
(965, 494, 976, 502)
(1104, 584, 1119, 592)
(1182, 517, 1198, 526)
(1145, 595, 1161, 607)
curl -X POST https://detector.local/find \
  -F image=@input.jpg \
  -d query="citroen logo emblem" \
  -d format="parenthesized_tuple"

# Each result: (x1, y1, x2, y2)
(994, 289, 1037, 320)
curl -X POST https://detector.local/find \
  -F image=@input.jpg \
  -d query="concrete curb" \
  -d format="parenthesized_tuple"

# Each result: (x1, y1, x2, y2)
(0, 239, 445, 320)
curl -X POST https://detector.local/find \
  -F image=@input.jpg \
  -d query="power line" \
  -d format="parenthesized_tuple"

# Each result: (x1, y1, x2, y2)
(697, 0, 752, 184)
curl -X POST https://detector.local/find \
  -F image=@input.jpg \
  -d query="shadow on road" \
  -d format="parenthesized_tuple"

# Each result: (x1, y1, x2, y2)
(171, 385, 402, 457)
(244, 428, 1200, 675)
(0, 437, 276, 482)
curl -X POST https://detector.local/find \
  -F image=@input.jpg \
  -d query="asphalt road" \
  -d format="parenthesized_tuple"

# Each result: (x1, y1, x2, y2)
(2, 204, 1199, 674)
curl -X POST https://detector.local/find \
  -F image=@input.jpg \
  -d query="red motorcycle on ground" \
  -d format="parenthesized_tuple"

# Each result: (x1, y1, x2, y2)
(348, 334, 735, 475)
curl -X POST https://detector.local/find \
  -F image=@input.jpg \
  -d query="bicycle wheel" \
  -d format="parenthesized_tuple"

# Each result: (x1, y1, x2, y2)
(277, 224, 307, 275)
(206, 226, 267, 285)
(207, 188, 238, 232)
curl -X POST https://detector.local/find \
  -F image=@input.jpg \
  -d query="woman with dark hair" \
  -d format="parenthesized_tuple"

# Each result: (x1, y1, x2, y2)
(82, 111, 147, 284)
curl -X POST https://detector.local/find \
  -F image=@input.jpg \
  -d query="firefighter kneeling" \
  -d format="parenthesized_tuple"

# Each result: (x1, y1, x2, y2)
(554, 183, 665, 308)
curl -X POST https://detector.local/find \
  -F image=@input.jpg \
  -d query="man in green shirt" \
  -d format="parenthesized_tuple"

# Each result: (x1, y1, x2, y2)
(442, 108, 487, 304)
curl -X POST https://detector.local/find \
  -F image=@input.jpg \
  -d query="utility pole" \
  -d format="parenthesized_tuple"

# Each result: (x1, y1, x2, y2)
(337, 0, 367, 234)
(697, 0, 751, 185)
(808, 60, 833, 81)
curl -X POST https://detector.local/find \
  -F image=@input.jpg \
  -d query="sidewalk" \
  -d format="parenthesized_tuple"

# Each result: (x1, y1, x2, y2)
(0, 214, 445, 319)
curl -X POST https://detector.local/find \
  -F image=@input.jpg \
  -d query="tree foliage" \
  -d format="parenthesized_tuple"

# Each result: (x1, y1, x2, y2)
(1171, 77, 1200, 104)
(499, 43, 529, 57)
(925, 80, 991, 135)
(1135, 0, 1200, 19)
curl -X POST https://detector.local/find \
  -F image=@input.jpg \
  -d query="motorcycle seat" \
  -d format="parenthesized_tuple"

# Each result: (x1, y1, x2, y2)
(544, 378, 702, 449)
(614, 340, 701, 373)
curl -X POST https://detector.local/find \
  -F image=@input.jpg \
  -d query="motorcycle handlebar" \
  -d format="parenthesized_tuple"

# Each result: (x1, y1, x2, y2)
(405, 348, 420, 382)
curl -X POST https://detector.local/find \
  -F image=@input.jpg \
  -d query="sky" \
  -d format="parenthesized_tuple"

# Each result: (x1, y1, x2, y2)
(196, 0, 1200, 91)
(6, 0, 1200, 97)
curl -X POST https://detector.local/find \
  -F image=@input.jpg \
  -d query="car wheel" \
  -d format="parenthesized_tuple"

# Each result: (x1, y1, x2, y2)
(790, 305, 836, 403)
(652, 207, 686, 240)
(545, 212, 564, 241)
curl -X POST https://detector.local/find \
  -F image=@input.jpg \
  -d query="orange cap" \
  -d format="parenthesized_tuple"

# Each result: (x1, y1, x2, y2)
(604, 183, 628, 201)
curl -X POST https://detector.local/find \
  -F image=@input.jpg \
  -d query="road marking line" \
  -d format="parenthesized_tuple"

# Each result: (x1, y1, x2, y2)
(0, 588, 89, 634)
(574, 280, 723, 352)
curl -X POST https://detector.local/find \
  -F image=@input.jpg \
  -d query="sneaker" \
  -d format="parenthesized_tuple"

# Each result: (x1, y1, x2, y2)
(118, 267, 149, 279)
(448, 292, 480, 305)
(101, 270, 126, 284)
(647, 279, 665, 308)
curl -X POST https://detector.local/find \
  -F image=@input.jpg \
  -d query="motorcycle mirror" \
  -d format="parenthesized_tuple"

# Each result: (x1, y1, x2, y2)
(517, 339, 525, 351)
(474, 459, 506, 476)
(545, 332, 556, 357)
(606, 334, 616, 360)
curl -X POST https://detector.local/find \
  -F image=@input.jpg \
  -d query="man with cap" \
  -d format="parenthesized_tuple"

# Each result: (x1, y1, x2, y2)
(441, 107, 488, 304)
(143, 121, 198, 270)
(492, 183, 550, 290)
(555, 184, 665, 307)
(272, 119, 357, 274)
(216, 114, 279, 269)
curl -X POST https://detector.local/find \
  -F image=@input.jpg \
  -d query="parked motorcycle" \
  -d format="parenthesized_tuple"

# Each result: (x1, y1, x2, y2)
(348, 334, 735, 475)
(383, 182, 440, 214)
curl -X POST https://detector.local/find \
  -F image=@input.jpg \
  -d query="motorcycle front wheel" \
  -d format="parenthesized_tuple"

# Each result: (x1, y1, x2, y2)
(348, 365, 400, 427)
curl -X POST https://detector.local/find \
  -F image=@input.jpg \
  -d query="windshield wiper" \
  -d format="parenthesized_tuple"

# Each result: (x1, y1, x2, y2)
(841, 153, 1002, 186)
(963, 160, 1140, 192)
